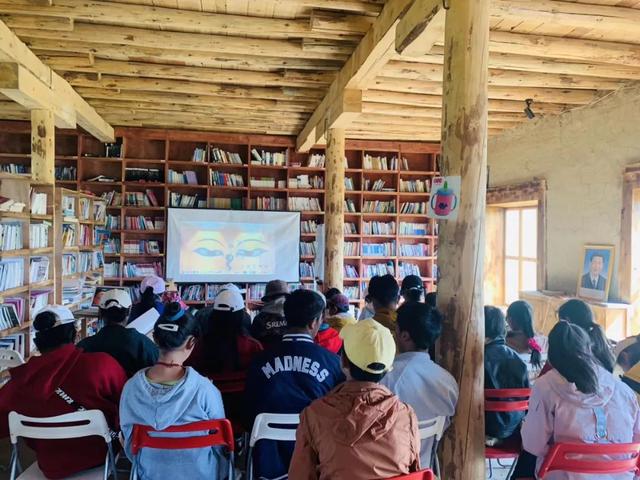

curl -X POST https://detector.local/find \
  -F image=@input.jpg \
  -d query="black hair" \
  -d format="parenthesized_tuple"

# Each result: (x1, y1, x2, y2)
(402, 289, 423, 303)
(203, 308, 248, 373)
(325, 288, 341, 301)
(100, 306, 130, 325)
(140, 286, 158, 311)
(284, 289, 325, 329)
(617, 338, 640, 370)
(346, 357, 385, 383)
(153, 302, 200, 351)
(558, 299, 614, 372)
(397, 302, 442, 350)
(33, 311, 76, 353)
(506, 300, 542, 369)
(425, 292, 437, 309)
(485, 306, 506, 340)
(368, 274, 400, 307)
(549, 320, 598, 394)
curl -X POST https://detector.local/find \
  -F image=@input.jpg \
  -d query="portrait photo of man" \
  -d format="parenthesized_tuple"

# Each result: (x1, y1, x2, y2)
(577, 246, 614, 301)
(580, 253, 607, 291)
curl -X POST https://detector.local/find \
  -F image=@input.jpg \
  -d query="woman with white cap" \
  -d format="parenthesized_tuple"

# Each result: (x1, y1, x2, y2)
(129, 275, 166, 323)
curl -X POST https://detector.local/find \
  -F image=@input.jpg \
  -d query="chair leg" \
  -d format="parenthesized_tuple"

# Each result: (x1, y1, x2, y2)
(107, 444, 118, 480)
(246, 447, 253, 480)
(487, 459, 493, 479)
(506, 458, 517, 480)
(228, 451, 234, 480)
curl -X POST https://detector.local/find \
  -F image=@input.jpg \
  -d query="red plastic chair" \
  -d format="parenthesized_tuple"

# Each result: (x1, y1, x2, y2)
(485, 388, 532, 478)
(385, 469, 435, 479)
(130, 419, 234, 480)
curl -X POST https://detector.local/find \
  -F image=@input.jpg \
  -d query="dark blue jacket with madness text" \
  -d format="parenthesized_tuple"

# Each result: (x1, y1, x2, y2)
(244, 333, 345, 480)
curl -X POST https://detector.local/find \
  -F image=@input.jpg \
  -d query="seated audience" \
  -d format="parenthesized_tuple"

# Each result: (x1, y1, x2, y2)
(188, 286, 263, 375)
(615, 336, 640, 400)
(521, 320, 640, 480)
(381, 302, 458, 468)
(484, 306, 529, 444)
(251, 280, 290, 349)
(78, 289, 159, 377)
(325, 293, 356, 332)
(0, 306, 127, 479)
(244, 289, 345, 480)
(558, 298, 615, 372)
(505, 300, 547, 379)
(120, 303, 226, 480)
(368, 274, 400, 335)
(130, 275, 166, 322)
(289, 318, 420, 479)
(315, 321, 342, 354)
(400, 274, 425, 304)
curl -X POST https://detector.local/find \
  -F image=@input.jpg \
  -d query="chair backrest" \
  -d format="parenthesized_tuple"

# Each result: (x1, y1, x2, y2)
(0, 349, 24, 370)
(8, 410, 112, 445)
(210, 371, 246, 394)
(249, 413, 299, 448)
(385, 469, 435, 480)
(485, 388, 532, 412)
(418, 416, 446, 442)
(537, 442, 640, 478)
(131, 419, 234, 455)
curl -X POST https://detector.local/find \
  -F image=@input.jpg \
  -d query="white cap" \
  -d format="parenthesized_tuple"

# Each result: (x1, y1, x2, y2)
(213, 288, 245, 312)
(99, 289, 132, 309)
(221, 283, 245, 294)
(34, 305, 75, 329)
(140, 275, 165, 295)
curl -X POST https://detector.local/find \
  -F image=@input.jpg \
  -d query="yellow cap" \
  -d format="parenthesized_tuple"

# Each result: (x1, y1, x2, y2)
(340, 319, 396, 374)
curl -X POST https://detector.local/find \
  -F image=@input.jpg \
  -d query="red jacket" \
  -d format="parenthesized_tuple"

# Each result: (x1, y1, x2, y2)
(0, 344, 127, 479)
(315, 327, 343, 354)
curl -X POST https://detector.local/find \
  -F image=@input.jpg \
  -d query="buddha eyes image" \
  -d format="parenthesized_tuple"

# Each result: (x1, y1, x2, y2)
(180, 227, 273, 275)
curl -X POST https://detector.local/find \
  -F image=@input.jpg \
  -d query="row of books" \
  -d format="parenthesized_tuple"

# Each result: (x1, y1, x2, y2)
(1, 297, 24, 326)
(344, 222, 358, 234)
(363, 155, 398, 171)
(211, 171, 244, 187)
(0, 196, 25, 213)
(125, 190, 160, 207)
(301, 220, 318, 234)
(104, 238, 120, 254)
(345, 178, 355, 191)
(299, 262, 315, 278)
(55, 166, 77, 181)
(362, 242, 396, 256)
(210, 148, 243, 164)
(168, 170, 199, 185)
(0, 259, 23, 291)
(169, 193, 206, 208)
(0, 222, 23, 251)
(1, 164, 28, 174)
(124, 216, 165, 231)
(179, 284, 207, 302)
(308, 154, 325, 168)
(210, 197, 244, 210)
(125, 168, 163, 183)
(94, 202, 106, 223)
(250, 177, 276, 188)
(29, 257, 49, 283)
(300, 242, 316, 256)
(400, 202, 428, 214)
(399, 222, 429, 236)
(79, 225, 92, 247)
(30, 190, 48, 216)
(363, 221, 395, 235)
(105, 215, 120, 230)
(400, 179, 429, 193)
(344, 199, 357, 213)
(79, 251, 104, 273)
(94, 228, 109, 247)
(62, 224, 76, 247)
(123, 240, 161, 255)
(365, 263, 395, 277)
(104, 262, 120, 278)
(0, 304, 20, 331)
(30, 223, 50, 249)
(344, 242, 360, 256)
(251, 149, 287, 166)
(79, 198, 91, 221)
(289, 175, 323, 190)
(192, 147, 207, 162)
(62, 254, 77, 276)
(62, 195, 75, 217)
(288, 197, 322, 212)
(399, 244, 430, 257)
(250, 197, 286, 211)
(399, 263, 422, 278)
(101, 191, 122, 207)
(344, 286, 359, 300)
(123, 262, 163, 278)
(344, 265, 359, 279)
(364, 179, 389, 192)
(363, 201, 395, 213)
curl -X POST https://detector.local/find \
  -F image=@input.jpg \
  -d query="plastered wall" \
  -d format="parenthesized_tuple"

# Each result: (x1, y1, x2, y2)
(488, 84, 640, 301)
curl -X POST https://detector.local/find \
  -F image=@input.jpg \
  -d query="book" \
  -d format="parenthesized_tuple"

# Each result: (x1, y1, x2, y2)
(145, 189, 160, 207)
(0, 197, 26, 213)
(0, 222, 23, 251)
(192, 147, 207, 162)
(30, 222, 50, 249)
(29, 256, 50, 283)
(0, 259, 24, 291)
(30, 189, 48, 215)
(210, 148, 243, 164)
(399, 222, 429, 236)
(362, 242, 396, 256)
(62, 224, 77, 247)
(86, 174, 116, 183)
(55, 166, 77, 181)
(125, 168, 163, 182)
(209, 197, 244, 210)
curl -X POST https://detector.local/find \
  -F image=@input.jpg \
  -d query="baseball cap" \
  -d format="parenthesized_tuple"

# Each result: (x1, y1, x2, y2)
(328, 293, 350, 311)
(614, 336, 640, 359)
(34, 305, 75, 330)
(214, 288, 245, 312)
(140, 275, 166, 295)
(401, 275, 424, 293)
(99, 289, 132, 309)
(340, 319, 396, 374)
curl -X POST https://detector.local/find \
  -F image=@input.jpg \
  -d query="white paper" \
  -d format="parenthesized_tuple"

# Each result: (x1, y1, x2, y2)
(127, 308, 160, 335)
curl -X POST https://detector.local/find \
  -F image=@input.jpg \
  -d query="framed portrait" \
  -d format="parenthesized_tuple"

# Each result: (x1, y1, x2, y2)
(577, 245, 615, 302)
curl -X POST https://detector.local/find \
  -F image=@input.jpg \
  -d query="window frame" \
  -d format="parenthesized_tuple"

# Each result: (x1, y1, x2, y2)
(504, 206, 539, 305)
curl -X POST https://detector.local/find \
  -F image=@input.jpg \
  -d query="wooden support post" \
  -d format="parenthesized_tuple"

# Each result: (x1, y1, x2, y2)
(323, 127, 345, 291)
(437, 0, 490, 479)
(31, 109, 55, 184)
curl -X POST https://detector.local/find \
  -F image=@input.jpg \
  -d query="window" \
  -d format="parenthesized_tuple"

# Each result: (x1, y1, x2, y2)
(504, 207, 538, 304)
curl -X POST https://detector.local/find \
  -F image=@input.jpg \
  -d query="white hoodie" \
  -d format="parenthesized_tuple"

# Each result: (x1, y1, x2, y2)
(522, 366, 640, 480)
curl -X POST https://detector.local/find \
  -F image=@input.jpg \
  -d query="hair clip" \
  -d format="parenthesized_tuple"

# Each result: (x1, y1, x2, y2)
(165, 309, 186, 322)
(157, 323, 179, 332)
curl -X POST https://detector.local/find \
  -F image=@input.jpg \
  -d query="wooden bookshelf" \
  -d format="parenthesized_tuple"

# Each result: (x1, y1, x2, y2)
(0, 123, 440, 309)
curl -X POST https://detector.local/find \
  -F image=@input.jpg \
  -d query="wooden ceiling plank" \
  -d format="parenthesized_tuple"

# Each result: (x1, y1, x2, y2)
(0, 14, 73, 32)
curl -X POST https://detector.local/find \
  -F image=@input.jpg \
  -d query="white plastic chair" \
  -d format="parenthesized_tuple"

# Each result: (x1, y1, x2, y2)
(246, 413, 300, 480)
(0, 349, 24, 370)
(419, 416, 446, 479)
(8, 410, 118, 480)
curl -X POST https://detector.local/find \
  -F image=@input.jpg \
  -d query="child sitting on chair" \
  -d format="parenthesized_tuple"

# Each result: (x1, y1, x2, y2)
(120, 302, 227, 480)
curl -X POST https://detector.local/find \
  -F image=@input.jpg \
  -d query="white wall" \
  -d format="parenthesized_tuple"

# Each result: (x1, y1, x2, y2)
(488, 85, 640, 301)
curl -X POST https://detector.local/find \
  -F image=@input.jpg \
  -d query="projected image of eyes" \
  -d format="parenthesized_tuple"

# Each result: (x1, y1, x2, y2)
(193, 240, 224, 258)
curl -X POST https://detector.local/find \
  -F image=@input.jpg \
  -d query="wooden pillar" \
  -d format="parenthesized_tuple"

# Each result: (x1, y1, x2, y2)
(323, 127, 345, 290)
(31, 109, 55, 184)
(437, 0, 490, 479)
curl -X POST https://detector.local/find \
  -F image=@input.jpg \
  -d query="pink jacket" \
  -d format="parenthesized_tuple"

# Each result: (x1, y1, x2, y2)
(522, 366, 640, 480)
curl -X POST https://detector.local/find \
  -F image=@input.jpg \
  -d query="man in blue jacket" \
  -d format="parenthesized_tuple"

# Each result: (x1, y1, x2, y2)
(244, 288, 345, 480)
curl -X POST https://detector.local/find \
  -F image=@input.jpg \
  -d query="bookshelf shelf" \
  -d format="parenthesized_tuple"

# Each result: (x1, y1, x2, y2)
(31, 247, 54, 255)
(0, 249, 31, 258)
(0, 285, 28, 296)
(30, 279, 54, 289)
(0, 212, 29, 220)
(0, 321, 33, 339)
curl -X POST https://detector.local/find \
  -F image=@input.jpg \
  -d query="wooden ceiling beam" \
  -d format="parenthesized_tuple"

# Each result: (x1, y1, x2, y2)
(0, 14, 73, 31)
(0, 19, 113, 141)
(297, 0, 444, 152)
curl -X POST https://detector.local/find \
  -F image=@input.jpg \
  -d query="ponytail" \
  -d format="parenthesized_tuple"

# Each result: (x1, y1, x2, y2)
(549, 320, 599, 394)
(507, 300, 542, 369)
(558, 299, 615, 372)
(153, 302, 200, 351)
